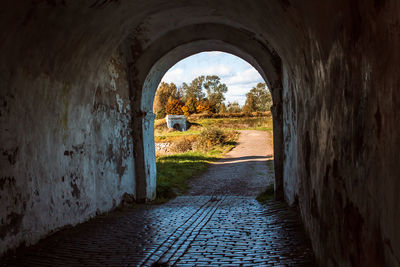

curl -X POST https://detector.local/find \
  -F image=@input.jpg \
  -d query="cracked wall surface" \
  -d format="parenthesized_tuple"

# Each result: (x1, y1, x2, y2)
(0, 47, 135, 254)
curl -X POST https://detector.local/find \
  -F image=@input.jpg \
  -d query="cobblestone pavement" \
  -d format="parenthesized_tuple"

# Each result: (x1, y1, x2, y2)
(1, 131, 316, 266)
(1, 196, 315, 266)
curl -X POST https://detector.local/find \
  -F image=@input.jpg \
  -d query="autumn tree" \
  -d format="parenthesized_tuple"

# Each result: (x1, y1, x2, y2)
(219, 103, 227, 114)
(183, 97, 198, 115)
(153, 82, 179, 116)
(165, 96, 184, 115)
(203, 75, 228, 113)
(196, 100, 213, 114)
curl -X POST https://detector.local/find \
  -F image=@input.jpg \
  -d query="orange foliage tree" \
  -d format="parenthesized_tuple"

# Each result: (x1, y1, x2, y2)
(165, 97, 184, 115)
(196, 100, 213, 113)
(181, 105, 190, 117)
(182, 97, 198, 116)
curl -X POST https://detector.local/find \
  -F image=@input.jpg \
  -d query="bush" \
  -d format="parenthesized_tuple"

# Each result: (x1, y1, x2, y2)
(154, 120, 168, 131)
(156, 109, 166, 119)
(171, 136, 197, 153)
(195, 127, 226, 151)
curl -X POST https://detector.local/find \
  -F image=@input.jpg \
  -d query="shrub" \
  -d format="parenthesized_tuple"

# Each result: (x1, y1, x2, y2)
(156, 109, 166, 119)
(154, 119, 168, 131)
(171, 136, 197, 153)
(194, 127, 226, 151)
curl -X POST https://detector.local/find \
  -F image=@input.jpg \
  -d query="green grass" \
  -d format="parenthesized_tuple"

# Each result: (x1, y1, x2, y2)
(266, 159, 274, 172)
(256, 184, 275, 204)
(154, 130, 200, 143)
(256, 159, 275, 204)
(155, 129, 201, 138)
(153, 151, 220, 204)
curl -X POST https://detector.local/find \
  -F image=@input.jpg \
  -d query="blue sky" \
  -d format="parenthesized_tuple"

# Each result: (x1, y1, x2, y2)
(160, 51, 265, 106)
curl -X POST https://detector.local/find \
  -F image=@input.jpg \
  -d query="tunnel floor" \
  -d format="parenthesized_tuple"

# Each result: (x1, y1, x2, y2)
(1, 196, 315, 266)
(1, 131, 315, 266)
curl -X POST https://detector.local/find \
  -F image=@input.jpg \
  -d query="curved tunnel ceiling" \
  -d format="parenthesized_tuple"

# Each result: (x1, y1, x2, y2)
(1, 1, 301, 81)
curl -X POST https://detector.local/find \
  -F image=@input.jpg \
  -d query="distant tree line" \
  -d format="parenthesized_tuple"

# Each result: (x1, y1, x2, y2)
(153, 75, 272, 119)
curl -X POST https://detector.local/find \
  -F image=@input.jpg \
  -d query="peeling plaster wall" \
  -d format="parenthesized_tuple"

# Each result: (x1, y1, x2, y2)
(0, 48, 135, 254)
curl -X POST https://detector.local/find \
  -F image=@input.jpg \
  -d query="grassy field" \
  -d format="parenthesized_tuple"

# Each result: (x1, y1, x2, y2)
(153, 113, 273, 203)
(155, 152, 219, 203)
(194, 116, 273, 131)
(154, 112, 273, 140)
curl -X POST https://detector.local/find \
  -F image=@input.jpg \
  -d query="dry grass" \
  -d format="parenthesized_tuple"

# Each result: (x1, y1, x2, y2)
(171, 135, 197, 153)
(191, 116, 273, 131)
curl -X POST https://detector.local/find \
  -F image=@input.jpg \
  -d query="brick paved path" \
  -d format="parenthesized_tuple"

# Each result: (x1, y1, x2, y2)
(1, 131, 315, 266)
(1, 196, 314, 266)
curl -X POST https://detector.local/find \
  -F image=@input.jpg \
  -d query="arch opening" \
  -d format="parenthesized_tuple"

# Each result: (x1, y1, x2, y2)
(151, 51, 276, 199)
(128, 35, 284, 202)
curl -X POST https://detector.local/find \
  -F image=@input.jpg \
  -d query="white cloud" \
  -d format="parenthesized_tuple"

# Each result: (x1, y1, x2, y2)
(222, 67, 264, 105)
(161, 68, 184, 84)
(226, 84, 251, 96)
(194, 65, 233, 77)
(225, 68, 262, 85)
(224, 84, 254, 106)
(226, 95, 247, 106)
(207, 51, 224, 57)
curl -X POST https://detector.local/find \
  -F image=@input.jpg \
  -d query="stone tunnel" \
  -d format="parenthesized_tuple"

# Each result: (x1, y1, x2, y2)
(1, 1, 400, 266)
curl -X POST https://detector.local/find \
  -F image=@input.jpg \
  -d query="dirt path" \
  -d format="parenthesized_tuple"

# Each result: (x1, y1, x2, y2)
(187, 130, 274, 196)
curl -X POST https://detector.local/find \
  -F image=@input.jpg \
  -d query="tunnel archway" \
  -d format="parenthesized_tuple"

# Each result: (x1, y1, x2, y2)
(1, 2, 399, 265)
(123, 23, 284, 203)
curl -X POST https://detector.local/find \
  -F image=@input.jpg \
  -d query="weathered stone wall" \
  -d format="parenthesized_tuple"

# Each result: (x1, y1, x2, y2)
(1, 1, 400, 266)
(281, 2, 400, 265)
(0, 48, 135, 254)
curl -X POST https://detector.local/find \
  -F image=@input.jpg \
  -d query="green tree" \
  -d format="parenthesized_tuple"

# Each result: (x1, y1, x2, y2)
(243, 92, 257, 114)
(203, 75, 228, 112)
(246, 82, 273, 112)
(227, 101, 241, 113)
(219, 102, 227, 114)
(182, 76, 205, 102)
